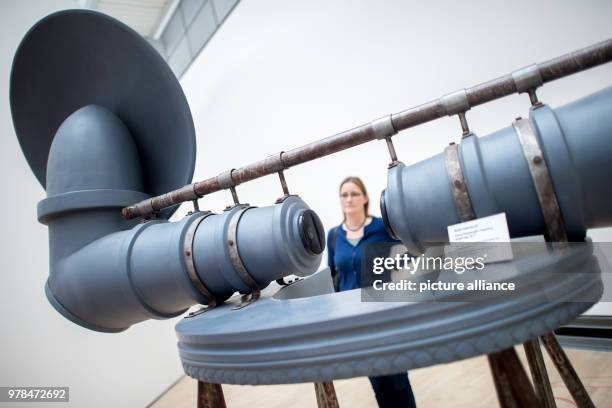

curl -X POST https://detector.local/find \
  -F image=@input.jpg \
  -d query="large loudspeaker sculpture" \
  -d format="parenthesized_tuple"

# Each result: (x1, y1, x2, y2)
(10, 10, 325, 333)
(9, 8, 612, 397)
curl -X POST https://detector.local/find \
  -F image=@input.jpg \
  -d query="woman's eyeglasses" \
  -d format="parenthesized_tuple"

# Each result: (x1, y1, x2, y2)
(340, 192, 363, 199)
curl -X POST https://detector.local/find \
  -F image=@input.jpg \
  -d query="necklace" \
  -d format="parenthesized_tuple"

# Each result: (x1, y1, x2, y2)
(344, 217, 367, 232)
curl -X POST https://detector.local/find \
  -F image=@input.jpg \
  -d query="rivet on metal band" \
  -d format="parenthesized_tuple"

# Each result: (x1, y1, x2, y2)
(513, 118, 568, 242)
(183, 212, 217, 307)
(226, 205, 261, 308)
(444, 143, 476, 222)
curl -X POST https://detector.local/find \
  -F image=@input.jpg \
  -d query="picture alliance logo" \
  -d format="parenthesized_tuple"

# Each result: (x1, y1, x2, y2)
(372, 253, 487, 275)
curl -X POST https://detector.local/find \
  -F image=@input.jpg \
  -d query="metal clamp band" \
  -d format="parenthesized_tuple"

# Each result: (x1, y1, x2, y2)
(441, 89, 470, 116)
(216, 169, 236, 189)
(264, 152, 286, 172)
(226, 206, 261, 306)
(184, 212, 217, 306)
(444, 143, 476, 222)
(141, 198, 155, 216)
(513, 119, 568, 241)
(371, 115, 397, 140)
(175, 183, 199, 201)
(512, 64, 543, 93)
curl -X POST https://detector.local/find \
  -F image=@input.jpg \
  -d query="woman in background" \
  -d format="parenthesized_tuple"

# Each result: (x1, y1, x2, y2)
(327, 176, 417, 408)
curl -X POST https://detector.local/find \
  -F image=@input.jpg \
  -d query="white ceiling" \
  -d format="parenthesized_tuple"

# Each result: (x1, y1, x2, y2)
(79, 0, 177, 38)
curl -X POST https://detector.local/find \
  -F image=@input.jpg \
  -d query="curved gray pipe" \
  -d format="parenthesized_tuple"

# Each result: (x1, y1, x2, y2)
(382, 86, 612, 254)
(39, 105, 324, 332)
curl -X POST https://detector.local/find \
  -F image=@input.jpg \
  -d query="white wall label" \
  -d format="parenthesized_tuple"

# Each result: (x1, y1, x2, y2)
(447, 212, 511, 242)
(445, 213, 513, 263)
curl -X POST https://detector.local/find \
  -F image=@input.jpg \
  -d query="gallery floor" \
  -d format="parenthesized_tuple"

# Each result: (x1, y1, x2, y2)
(151, 346, 612, 407)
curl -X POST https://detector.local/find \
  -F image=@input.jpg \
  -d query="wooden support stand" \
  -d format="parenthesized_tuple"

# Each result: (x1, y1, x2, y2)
(314, 382, 340, 408)
(540, 333, 595, 408)
(197, 381, 226, 408)
(523, 338, 555, 408)
(489, 333, 595, 408)
(488, 347, 540, 407)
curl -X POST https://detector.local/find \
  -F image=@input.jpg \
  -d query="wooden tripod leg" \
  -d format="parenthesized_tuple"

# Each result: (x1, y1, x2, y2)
(488, 348, 540, 408)
(523, 339, 556, 408)
(314, 381, 339, 408)
(540, 333, 595, 408)
(197, 381, 227, 408)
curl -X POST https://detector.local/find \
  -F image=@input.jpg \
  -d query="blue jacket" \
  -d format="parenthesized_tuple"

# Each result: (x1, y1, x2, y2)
(327, 217, 398, 292)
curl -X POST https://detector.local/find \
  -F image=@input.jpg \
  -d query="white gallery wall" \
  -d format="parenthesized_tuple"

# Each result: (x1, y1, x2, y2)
(1, 1, 611, 408)
(0, 2, 187, 408)
(178, 0, 612, 315)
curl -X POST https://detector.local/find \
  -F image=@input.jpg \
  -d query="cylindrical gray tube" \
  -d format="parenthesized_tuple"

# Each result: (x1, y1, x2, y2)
(192, 196, 325, 297)
(41, 105, 324, 332)
(382, 86, 612, 254)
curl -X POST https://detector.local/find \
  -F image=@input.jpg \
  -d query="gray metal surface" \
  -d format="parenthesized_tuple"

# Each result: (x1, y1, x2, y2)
(371, 115, 397, 140)
(184, 213, 218, 306)
(10, 9, 195, 219)
(36, 102, 322, 331)
(382, 87, 612, 253)
(444, 143, 476, 222)
(273, 268, 335, 300)
(226, 206, 260, 292)
(512, 64, 544, 93)
(440, 89, 470, 116)
(226, 205, 262, 307)
(176, 242, 602, 385)
(44, 194, 323, 331)
(383, 153, 459, 254)
(513, 118, 568, 242)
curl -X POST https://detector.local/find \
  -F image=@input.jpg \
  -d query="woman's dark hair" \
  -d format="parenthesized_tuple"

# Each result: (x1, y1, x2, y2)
(339, 176, 369, 216)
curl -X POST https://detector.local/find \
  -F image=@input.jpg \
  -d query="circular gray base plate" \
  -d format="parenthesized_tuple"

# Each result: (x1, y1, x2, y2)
(176, 243, 602, 385)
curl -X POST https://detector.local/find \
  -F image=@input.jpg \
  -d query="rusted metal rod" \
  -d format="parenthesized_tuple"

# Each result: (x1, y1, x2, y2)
(123, 38, 612, 219)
